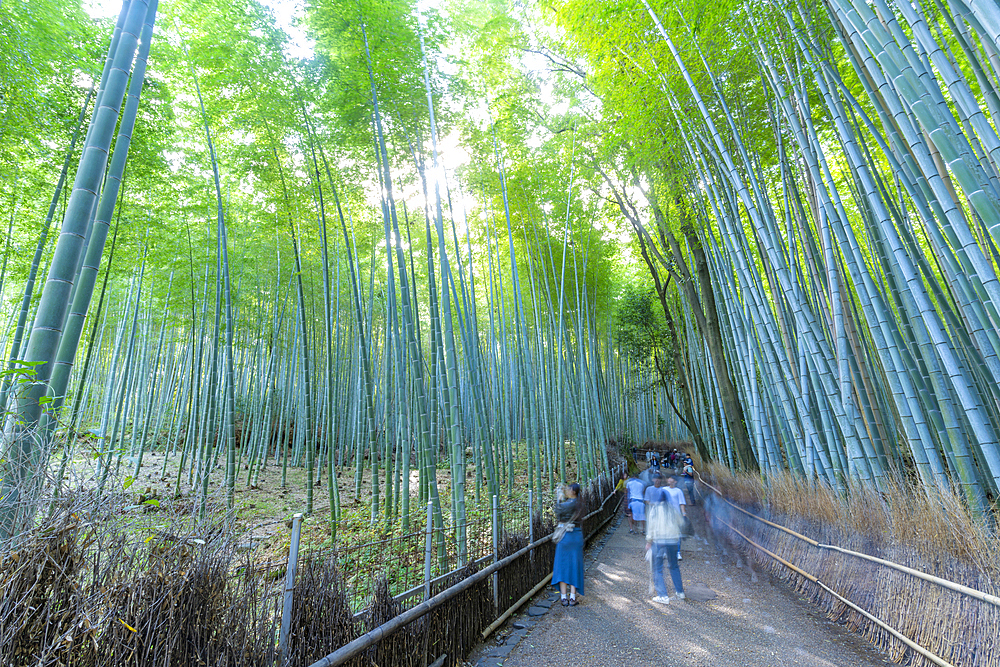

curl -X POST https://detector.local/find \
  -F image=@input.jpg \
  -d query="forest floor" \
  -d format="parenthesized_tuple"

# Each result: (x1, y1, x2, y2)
(56, 448, 462, 557)
(52, 437, 596, 564)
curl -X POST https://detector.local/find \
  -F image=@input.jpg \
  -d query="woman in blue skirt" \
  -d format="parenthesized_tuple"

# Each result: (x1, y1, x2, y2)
(552, 482, 585, 606)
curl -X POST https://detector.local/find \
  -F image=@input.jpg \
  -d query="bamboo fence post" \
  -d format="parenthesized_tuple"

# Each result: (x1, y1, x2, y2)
(492, 494, 499, 618)
(528, 490, 534, 568)
(423, 500, 433, 601)
(278, 512, 303, 666)
(420, 497, 434, 667)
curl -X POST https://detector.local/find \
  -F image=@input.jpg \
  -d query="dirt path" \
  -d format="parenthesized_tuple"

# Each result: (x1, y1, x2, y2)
(474, 502, 893, 667)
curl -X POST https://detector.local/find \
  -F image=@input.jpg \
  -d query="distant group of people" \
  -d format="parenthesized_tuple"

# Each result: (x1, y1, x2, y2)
(630, 448, 696, 494)
(633, 447, 694, 472)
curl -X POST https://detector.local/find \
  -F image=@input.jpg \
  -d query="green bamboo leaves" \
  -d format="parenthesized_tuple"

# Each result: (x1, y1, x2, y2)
(551, 0, 1000, 511)
(1, 0, 625, 545)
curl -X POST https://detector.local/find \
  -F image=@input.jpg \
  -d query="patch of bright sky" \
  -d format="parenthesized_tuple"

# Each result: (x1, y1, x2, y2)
(257, 0, 315, 60)
(82, 0, 119, 19)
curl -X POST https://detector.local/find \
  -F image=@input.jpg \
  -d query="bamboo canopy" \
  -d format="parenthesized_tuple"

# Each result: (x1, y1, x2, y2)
(1, 0, 999, 542)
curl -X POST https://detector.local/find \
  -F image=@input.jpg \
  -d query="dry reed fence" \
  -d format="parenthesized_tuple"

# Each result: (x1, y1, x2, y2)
(0, 474, 621, 667)
(703, 465, 1000, 667)
(311, 471, 620, 667)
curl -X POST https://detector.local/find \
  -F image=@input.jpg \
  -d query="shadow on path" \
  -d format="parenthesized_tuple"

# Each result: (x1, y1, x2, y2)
(473, 501, 893, 667)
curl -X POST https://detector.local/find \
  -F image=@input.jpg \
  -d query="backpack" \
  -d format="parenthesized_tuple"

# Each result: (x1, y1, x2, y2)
(646, 491, 682, 542)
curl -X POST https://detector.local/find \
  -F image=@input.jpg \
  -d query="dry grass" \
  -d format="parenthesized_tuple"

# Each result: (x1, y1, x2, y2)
(0, 496, 484, 667)
(704, 463, 1000, 576)
(702, 464, 1000, 666)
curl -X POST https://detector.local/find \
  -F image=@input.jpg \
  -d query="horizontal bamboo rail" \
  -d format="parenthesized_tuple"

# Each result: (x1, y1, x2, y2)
(481, 573, 553, 640)
(480, 487, 626, 640)
(697, 476, 1000, 608)
(308, 479, 623, 667)
(351, 553, 495, 622)
(719, 516, 956, 667)
(308, 533, 555, 667)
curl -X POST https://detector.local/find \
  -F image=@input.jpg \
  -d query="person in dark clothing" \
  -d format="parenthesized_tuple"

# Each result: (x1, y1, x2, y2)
(552, 482, 585, 606)
(682, 458, 697, 504)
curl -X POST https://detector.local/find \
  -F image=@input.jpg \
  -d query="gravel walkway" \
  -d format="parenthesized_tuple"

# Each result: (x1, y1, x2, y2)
(472, 502, 894, 667)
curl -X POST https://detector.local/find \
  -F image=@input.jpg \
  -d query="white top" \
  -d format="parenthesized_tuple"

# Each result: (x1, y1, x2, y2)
(665, 486, 686, 512)
(625, 478, 645, 503)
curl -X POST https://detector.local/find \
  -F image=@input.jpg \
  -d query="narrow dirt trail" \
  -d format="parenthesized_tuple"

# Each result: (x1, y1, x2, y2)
(475, 501, 894, 667)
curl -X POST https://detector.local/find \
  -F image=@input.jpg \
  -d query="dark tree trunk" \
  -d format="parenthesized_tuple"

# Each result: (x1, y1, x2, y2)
(597, 154, 759, 471)
(643, 181, 757, 471)
(678, 220, 758, 471)
(592, 159, 711, 460)
(657, 296, 711, 461)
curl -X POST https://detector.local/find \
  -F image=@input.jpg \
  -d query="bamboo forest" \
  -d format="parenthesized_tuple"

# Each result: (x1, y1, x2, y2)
(2, 0, 1000, 665)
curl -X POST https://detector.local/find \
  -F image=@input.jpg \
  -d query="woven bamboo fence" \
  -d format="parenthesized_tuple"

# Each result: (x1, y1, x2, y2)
(702, 479, 1000, 667)
(0, 472, 622, 667)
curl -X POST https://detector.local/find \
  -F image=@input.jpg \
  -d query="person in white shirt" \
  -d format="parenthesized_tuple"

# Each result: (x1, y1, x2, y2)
(665, 475, 687, 560)
(643, 472, 685, 604)
(624, 473, 646, 534)
(664, 475, 687, 517)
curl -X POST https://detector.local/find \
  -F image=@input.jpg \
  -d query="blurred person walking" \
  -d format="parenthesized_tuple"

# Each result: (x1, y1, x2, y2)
(665, 475, 687, 560)
(681, 457, 697, 504)
(625, 471, 646, 534)
(645, 473, 685, 604)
